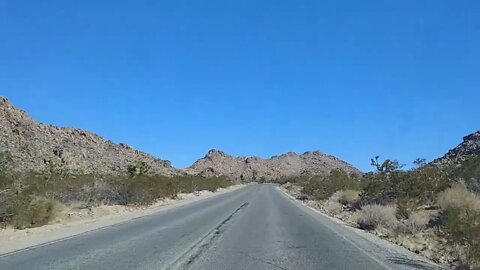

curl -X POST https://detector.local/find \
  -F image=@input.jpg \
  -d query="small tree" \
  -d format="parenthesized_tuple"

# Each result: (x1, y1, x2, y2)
(370, 156, 403, 174)
(413, 158, 427, 169)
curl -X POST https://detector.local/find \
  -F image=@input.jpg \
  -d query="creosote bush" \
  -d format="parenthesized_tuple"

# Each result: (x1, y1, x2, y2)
(437, 185, 480, 268)
(404, 211, 431, 234)
(437, 184, 480, 212)
(323, 200, 343, 215)
(357, 204, 398, 231)
(12, 198, 61, 229)
(0, 171, 232, 229)
(299, 169, 361, 201)
(335, 189, 361, 206)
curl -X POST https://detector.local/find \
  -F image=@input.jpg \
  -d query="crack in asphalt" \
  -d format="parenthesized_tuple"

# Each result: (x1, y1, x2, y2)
(163, 202, 249, 270)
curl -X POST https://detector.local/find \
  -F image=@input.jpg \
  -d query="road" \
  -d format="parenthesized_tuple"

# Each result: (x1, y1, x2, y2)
(0, 184, 437, 270)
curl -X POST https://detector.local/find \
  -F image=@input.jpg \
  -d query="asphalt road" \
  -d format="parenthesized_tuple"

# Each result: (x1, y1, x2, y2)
(0, 184, 437, 270)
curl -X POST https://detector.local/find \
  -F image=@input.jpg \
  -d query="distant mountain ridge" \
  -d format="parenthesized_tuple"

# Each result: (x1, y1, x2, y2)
(187, 149, 361, 181)
(3, 97, 479, 181)
(0, 97, 179, 176)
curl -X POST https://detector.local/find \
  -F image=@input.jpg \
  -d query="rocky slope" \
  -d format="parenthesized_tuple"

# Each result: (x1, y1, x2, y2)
(188, 149, 360, 181)
(0, 97, 361, 179)
(432, 131, 480, 166)
(0, 97, 178, 176)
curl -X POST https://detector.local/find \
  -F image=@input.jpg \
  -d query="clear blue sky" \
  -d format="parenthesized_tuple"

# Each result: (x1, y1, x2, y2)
(1, 1, 479, 171)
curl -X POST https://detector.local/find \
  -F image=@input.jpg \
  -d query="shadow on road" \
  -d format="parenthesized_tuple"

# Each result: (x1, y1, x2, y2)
(387, 256, 437, 270)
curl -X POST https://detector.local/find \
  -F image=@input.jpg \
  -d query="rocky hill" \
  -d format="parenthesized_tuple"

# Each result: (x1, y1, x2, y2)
(0, 97, 178, 176)
(0, 97, 361, 180)
(432, 131, 480, 166)
(188, 149, 361, 181)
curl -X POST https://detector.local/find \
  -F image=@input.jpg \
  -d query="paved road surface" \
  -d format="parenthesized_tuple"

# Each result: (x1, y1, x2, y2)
(0, 184, 437, 270)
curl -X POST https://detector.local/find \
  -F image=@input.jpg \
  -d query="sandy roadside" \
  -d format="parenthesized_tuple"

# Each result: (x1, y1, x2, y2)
(0, 184, 246, 256)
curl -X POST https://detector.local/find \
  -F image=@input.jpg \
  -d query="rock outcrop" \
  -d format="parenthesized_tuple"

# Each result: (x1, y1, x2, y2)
(432, 131, 480, 166)
(188, 149, 361, 181)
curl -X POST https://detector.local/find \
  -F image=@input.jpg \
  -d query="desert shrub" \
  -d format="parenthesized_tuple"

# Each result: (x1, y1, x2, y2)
(301, 169, 361, 201)
(11, 198, 61, 229)
(127, 162, 151, 177)
(357, 204, 398, 231)
(404, 211, 431, 234)
(166, 175, 231, 195)
(110, 175, 177, 205)
(335, 189, 361, 206)
(323, 200, 343, 215)
(440, 208, 480, 269)
(101, 175, 232, 206)
(437, 184, 480, 212)
(451, 157, 480, 191)
(438, 185, 480, 268)
(301, 178, 322, 197)
(360, 161, 449, 207)
(0, 171, 232, 228)
(0, 190, 14, 228)
(0, 172, 63, 229)
(195, 176, 230, 192)
(396, 197, 421, 220)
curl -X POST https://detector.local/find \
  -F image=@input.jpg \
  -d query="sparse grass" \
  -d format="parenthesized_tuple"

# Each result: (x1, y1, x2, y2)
(357, 204, 398, 231)
(437, 184, 480, 213)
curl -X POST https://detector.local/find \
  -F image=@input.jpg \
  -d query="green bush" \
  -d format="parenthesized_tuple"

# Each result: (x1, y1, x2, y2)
(300, 169, 361, 201)
(360, 162, 449, 207)
(194, 176, 231, 192)
(127, 162, 151, 177)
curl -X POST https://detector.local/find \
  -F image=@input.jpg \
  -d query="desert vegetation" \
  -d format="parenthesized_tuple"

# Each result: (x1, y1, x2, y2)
(279, 156, 480, 269)
(0, 162, 232, 230)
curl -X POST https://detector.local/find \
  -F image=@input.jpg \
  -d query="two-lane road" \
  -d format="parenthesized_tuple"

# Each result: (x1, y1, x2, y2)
(0, 184, 437, 270)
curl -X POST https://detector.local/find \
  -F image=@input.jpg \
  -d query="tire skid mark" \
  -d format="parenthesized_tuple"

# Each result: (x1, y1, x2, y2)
(163, 202, 249, 270)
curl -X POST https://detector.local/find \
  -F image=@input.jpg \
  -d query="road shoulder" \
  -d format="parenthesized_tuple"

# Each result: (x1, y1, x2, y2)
(0, 184, 247, 256)
(276, 186, 443, 270)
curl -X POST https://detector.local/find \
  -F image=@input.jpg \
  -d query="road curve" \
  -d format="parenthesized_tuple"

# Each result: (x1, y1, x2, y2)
(0, 184, 437, 270)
